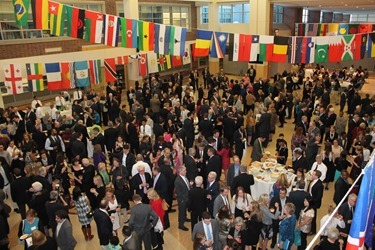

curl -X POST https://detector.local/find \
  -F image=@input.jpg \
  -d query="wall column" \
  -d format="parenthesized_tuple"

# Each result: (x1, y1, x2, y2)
(249, 0, 272, 80)
(207, 2, 220, 74)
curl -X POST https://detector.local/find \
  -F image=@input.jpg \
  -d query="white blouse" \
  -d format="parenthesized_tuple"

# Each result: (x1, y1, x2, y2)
(231, 193, 253, 214)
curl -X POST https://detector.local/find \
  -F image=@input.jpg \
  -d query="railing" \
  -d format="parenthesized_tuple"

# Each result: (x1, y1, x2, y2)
(0, 21, 49, 41)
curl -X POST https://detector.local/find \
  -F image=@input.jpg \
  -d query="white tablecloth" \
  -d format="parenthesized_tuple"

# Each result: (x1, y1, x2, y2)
(251, 178, 274, 200)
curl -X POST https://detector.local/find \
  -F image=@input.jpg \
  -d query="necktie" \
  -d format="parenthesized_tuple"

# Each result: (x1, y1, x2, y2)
(183, 176, 190, 190)
(206, 224, 212, 240)
(141, 174, 147, 194)
(314, 164, 319, 171)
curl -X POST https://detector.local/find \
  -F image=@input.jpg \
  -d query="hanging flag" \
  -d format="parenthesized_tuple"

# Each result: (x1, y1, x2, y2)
(48, 1, 65, 36)
(259, 35, 274, 62)
(287, 37, 299, 64)
(338, 24, 349, 35)
(65, 5, 85, 39)
(228, 33, 249, 61)
(104, 14, 120, 47)
(210, 32, 228, 59)
(26, 63, 44, 92)
(169, 26, 187, 56)
(182, 44, 191, 65)
(88, 59, 102, 85)
(297, 24, 306, 36)
(171, 55, 183, 67)
(45, 62, 62, 90)
(85, 10, 104, 44)
(342, 34, 362, 61)
(74, 61, 89, 87)
(327, 23, 339, 36)
(317, 23, 328, 36)
(157, 54, 171, 72)
(306, 23, 318, 36)
(194, 30, 213, 57)
(367, 33, 375, 58)
(147, 52, 158, 74)
(315, 37, 329, 63)
(348, 24, 359, 34)
(138, 21, 155, 51)
(272, 36, 289, 62)
(328, 36, 343, 62)
(138, 54, 148, 77)
(3, 64, 23, 95)
(346, 160, 375, 250)
(358, 34, 368, 59)
(60, 62, 75, 89)
(104, 58, 117, 82)
(116, 56, 129, 65)
(249, 35, 260, 62)
(13, 0, 30, 26)
(120, 18, 138, 48)
(359, 24, 372, 34)
(154, 24, 171, 55)
(31, 0, 48, 30)
(300, 37, 316, 64)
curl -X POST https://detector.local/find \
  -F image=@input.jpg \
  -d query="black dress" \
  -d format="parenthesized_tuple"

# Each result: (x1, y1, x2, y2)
(315, 239, 340, 250)
(243, 214, 262, 246)
(323, 154, 335, 183)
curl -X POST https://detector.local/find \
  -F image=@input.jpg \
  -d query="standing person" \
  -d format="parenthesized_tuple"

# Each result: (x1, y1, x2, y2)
(269, 188, 290, 249)
(309, 170, 324, 235)
(296, 198, 315, 250)
(105, 188, 121, 235)
(227, 217, 246, 249)
(18, 209, 44, 250)
(183, 112, 195, 150)
(233, 126, 246, 161)
(54, 209, 77, 250)
(231, 164, 255, 196)
(129, 194, 158, 250)
(259, 193, 281, 250)
(90, 175, 106, 210)
(333, 170, 351, 206)
(192, 211, 220, 250)
(11, 168, 31, 219)
(243, 201, 263, 250)
(93, 199, 114, 249)
(81, 158, 96, 210)
(188, 176, 207, 230)
(206, 172, 220, 217)
(174, 165, 191, 231)
(289, 181, 311, 220)
(251, 137, 265, 162)
(278, 203, 296, 250)
(146, 188, 165, 249)
(132, 165, 152, 204)
(231, 187, 252, 219)
(213, 184, 231, 218)
(216, 205, 231, 248)
(121, 226, 141, 250)
(72, 187, 94, 241)
(216, 139, 231, 180)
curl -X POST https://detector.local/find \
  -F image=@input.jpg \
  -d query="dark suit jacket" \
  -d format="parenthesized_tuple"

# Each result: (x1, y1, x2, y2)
(91, 133, 105, 152)
(129, 203, 158, 234)
(231, 173, 255, 195)
(183, 118, 194, 139)
(55, 219, 77, 250)
(206, 181, 220, 213)
(333, 177, 351, 205)
(233, 129, 245, 151)
(71, 139, 87, 160)
(289, 190, 311, 219)
(153, 173, 168, 200)
(192, 220, 220, 250)
(226, 164, 238, 186)
(198, 119, 213, 139)
(104, 127, 118, 152)
(116, 152, 136, 174)
(10, 176, 31, 205)
(73, 124, 89, 142)
(188, 187, 207, 216)
(0, 165, 13, 189)
(175, 175, 190, 201)
(122, 232, 140, 250)
(207, 155, 221, 181)
(338, 202, 354, 234)
(292, 156, 308, 173)
(311, 180, 324, 209)
(257, 113, 271, 137)
(93, 209, 113, 245)
(184, 155, 198, 181)
(132, 173, 152, 199)
(251, 139, 263, 162)
(270, 196, 291, 231)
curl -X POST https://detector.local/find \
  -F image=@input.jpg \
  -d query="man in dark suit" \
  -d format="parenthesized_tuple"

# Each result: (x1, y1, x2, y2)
(233, 127, 246, 161)
(202, 67, 210, 89)
(55, 209, 77, 250)
(104, 121, 119, 153)
(184, 148, 198, 182)
(289, 180, 311, 220)
(192, 211, 220, 250)
(309, 170, 324, 234)
(90, 127, 105, 151)
(212, 130, 223, 151)
(10, 168, 31, 219)
(292, 149, 308, 173)
(206, 148, 221, 181)
(94, 199, 113, 248)
(188, 176, 207, 230)
(125, 118, 139, 154)
(25, 107, 37, 133)
(159, 158, 176, 212)
(183, 112, 195, 150)
(338, 193, 357, 246)
(152, 166, 170, 228)
(333, 170, 351, 206)
(206, 172, 220, 217)
(251, 137, 265, 162)
(257, 108, 271, 147)
(270, 188, 291, 248)
(198, 113, 214, 139)
(116, 144, 136, 175)
(213, 184, 230, 217)
(222, 114, 236, 146)
(132, 165, 152, 204)
(71, 132, 87, 161)
(122, 226, 141, 250)
(81, 158, 96, 209)
(175, 165, 191, 231)
(227, 156, 241, 187)
(129, 194, 158, 250)
(74, 120, 89, 146)
(231, 164, 254, 196)
(13, 115, 25, 146)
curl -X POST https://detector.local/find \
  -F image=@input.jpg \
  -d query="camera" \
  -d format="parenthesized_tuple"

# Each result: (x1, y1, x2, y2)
(227, 239, 240, 249)
(55, 184, 59, 192)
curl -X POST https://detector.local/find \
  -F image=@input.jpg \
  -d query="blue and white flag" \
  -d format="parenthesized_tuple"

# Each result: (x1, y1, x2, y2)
(74, 61, 89, 87)
(210, 31, 228, 58)
(154, 24, 171, 55)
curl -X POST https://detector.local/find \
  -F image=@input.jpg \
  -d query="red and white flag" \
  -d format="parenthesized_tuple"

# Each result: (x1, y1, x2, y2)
(138, 54, 148, 77)
(104, 58, 117, 82)
(3, 64, 23, 94)
(116, 55, 129, 65)
(104, 14, 119, 47)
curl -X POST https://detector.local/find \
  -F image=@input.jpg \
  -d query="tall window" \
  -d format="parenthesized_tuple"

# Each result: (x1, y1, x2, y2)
(350, 13, 375, 23)
(273, 5, 283, 24)
(320, 11, 324, 23)
(302, 9, 309, 23)
(201, 6, 208, 24)
(219, 4, 249, 23)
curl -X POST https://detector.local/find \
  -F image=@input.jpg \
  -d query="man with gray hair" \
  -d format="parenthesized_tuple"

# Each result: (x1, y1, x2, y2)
(206, 171, 219, 217)
(184, 147, 198, 181)
(338, 193, 357, 247)
(187, 176, 207, 230)
(33, 166, 52, 192)
(230, 164, 254, 195)
(309, 154, 327, 182)
(132, 164, 152, 204)
(131, 154, 152, 176)
(175, 165, 191, 231)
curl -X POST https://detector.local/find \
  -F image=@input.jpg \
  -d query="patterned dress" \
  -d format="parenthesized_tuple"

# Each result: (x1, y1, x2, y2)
(73, 194, 92, 226)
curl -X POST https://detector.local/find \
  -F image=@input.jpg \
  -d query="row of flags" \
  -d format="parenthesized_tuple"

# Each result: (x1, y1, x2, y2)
(295, 23, 375, 37)
(194, 29, 375, 63)
(12, 0, 187, 56)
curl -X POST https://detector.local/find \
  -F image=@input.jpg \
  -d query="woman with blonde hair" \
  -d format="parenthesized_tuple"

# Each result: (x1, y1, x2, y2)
(320, 204, 345, 239)
(278, 203, 296, 250)
(98, 162, 110, 186)
(90, 175, 106, 210)
(227, 217, 245, 248)
(105, 188, 120, 234)
(259, 194, 280, 250)
(271, 173, 289, 199)
(245, 110, 256, 146)
(147, 188, 165, 249)
(243, 201, 263, 250)
(28, 230, 56, 250)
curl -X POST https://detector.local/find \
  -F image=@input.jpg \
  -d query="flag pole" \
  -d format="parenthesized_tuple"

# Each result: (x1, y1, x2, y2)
(305, 151, 375, 250)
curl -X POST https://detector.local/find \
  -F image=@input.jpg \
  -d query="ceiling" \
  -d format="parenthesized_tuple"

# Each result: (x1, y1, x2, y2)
(271, 0, 375, 12)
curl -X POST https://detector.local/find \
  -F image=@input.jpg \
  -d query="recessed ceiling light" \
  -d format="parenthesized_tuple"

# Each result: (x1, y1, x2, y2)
(345, 3, 348, 6)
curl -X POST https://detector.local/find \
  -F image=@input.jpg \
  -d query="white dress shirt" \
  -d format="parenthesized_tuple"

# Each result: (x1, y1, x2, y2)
(309, 162, 327, 182)
(131, 161, 152, 176)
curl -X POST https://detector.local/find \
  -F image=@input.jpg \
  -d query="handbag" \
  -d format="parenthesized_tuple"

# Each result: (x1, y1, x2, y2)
(162, 199, 169, 211)
(154, 217, 164, 232)
(119, 166, 130, 191)
(294, 229, 301, 246)
(86, 209, 94, 219)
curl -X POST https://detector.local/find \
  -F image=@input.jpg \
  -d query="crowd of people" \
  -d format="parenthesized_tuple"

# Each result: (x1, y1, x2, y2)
(0, 63, 373, 250)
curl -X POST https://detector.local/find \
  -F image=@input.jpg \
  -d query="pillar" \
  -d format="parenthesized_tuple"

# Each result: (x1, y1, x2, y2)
(322, 12, 333, 23)
(308, 10, 320, 23)
(207, 2, 220, 75)
(249, 0, 272, 80)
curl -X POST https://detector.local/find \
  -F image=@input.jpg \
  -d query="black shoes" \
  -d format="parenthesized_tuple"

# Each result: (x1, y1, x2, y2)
(179, 225, 188, 231)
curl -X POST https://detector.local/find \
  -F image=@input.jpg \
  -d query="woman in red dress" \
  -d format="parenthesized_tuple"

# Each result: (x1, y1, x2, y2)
(147, 188, 165, 249)
(217, 139, 231, 180)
